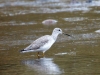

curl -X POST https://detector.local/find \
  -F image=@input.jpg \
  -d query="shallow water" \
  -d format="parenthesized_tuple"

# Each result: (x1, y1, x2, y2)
(0, 0, 100, 75)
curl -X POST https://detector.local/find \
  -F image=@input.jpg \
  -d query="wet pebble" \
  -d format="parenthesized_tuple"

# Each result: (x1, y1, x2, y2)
(42, 19, 57, 25)
(95, 30, 100, 33)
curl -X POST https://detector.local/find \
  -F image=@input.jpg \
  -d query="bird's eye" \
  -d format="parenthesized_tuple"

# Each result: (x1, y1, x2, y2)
(58, 29, 60, 31)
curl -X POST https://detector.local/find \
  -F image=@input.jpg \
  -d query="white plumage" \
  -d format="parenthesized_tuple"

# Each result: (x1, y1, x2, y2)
(20, 28, 70, 57)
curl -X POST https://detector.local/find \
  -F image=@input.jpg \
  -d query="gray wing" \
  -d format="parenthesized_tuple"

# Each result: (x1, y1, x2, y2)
(24, 35, 50, 51)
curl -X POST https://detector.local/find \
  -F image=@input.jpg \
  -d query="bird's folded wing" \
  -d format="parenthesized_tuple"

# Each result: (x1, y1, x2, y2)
(24, 35, 50, 51)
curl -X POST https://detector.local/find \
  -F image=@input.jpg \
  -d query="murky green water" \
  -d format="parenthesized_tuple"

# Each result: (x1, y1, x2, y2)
(0, 0, 100, 75)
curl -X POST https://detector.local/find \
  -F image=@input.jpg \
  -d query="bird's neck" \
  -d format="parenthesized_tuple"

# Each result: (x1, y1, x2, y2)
(51, 32, 59, 41)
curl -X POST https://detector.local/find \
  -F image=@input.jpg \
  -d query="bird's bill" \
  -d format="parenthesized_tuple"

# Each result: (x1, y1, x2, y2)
(63, 32, 71, 36)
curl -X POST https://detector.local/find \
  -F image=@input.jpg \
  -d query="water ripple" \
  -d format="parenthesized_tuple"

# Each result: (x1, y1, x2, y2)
(0, 0, 100, 15)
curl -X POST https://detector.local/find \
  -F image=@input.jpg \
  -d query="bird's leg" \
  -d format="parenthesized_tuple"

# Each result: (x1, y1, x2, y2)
(37, 52, 40, 58)
(42, 52, 45, 57)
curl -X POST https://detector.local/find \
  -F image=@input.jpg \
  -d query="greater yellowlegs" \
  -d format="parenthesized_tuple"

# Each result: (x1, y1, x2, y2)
(20, 28, 71, 57)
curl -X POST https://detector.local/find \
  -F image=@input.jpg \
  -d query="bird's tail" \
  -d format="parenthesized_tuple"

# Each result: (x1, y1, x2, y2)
(20, 49, 27, 53)
(20, 49, 35, 53)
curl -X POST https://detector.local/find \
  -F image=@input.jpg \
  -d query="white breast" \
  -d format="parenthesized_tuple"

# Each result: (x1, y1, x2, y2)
(39, 38, 55, 53)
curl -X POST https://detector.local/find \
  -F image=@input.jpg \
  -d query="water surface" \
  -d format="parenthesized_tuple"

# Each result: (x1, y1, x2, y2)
(0, 0, 100, 75)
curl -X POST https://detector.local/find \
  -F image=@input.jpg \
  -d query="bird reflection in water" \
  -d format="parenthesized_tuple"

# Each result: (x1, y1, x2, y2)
(22, 58, 62, 75)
